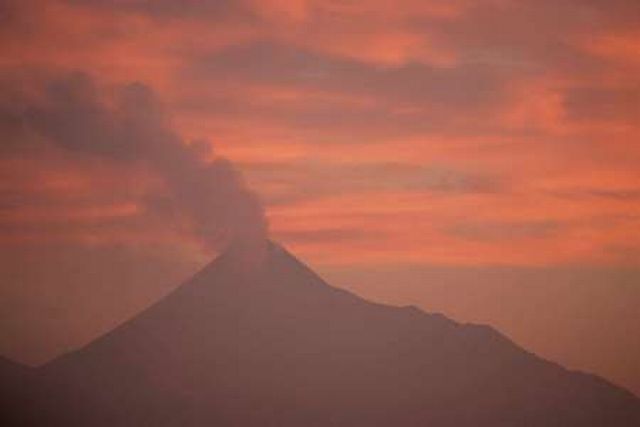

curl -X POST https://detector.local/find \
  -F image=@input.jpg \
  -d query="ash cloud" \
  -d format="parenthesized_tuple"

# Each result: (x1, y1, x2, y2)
(2, 72, 267, 254)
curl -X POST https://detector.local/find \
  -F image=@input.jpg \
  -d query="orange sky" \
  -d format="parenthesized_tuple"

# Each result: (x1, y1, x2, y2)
(1, 0, 639, 395)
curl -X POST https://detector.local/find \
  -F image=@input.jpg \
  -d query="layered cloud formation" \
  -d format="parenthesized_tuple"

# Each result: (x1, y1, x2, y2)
(2, 0, 639, 266)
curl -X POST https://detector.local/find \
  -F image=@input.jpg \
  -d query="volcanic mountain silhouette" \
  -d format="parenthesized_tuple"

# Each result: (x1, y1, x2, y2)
(3, 242, 640, 426)
(1, 356, 36, 425)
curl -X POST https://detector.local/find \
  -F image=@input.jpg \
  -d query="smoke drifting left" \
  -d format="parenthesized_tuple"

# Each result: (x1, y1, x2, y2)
(1, 72, 268, 259)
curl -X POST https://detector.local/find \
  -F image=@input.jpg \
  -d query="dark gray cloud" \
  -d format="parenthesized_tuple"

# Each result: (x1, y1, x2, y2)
(65, 0, 252, 21)
(243, 160, 502, 206)
(585, 189, 640, 200)
(447, 220, 561, 242)
(1, 72, 267, 253)
(172, 41, 527, 144)
(418, 0, 630, 75)
(195, 41, 507, 108)
(275, 228, 376, 245)
(550, 188, 640, 201)
(185, 41, 510, 127)
(563, 86, 640, 123)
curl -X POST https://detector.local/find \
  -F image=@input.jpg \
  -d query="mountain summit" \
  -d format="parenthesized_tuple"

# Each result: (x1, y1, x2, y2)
(5, 242, 640, 426)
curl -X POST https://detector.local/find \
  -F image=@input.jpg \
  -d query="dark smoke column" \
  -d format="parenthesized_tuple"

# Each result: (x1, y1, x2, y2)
(21, 73, 269, 264)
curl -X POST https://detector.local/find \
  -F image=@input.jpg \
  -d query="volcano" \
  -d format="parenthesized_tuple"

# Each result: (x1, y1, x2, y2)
(4, 242, 640, 426)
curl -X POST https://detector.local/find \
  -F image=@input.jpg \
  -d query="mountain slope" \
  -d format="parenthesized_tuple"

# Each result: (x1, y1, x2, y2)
(0, 356, 36, 425)
(19, 243, 640, 425)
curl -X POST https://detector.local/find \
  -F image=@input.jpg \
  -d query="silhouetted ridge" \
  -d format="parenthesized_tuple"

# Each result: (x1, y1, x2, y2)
(0, 357, 36, 425)
(4, 242, 640, 426)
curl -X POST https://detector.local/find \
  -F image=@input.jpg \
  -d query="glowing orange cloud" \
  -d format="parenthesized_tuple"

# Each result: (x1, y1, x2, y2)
(2, 0, 639, 267)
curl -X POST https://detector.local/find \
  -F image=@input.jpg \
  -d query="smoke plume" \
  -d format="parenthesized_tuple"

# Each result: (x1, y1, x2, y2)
(1, 72, 268, 258)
